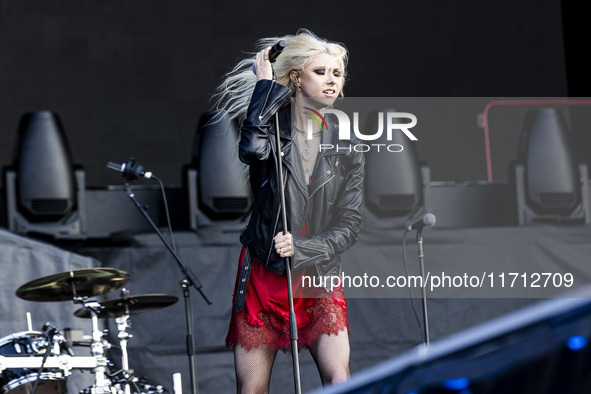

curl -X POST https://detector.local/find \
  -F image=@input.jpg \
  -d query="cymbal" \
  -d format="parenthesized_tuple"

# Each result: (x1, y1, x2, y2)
(16, 268, 130, 302)
(73, 294, 179, 318)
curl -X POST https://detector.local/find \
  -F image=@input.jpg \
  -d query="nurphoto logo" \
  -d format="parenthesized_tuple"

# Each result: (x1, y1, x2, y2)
(299, 104, 418, 153)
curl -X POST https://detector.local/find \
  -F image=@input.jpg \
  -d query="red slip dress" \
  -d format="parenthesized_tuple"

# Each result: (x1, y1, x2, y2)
(226, 222, 349, 352)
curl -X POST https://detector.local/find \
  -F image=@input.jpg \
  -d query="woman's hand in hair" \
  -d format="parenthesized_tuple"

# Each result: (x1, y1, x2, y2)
(255, 47, 274, 81)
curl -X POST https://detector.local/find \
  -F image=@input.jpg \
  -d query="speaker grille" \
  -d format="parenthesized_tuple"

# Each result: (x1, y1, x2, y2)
(539, 192, 575, 208)
(212, 197, 250, 213)
(30, 199, 71, 216)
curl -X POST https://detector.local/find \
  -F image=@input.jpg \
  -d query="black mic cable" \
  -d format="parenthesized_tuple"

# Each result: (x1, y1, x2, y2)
(31, 323, 59, 394)
(108, 158, 177, 252)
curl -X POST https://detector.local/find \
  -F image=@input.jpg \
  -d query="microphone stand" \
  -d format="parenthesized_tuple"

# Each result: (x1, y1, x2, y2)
(416, 229, 430, 346)
(272, 72, 302, 394)
(124, 183, 212, 394)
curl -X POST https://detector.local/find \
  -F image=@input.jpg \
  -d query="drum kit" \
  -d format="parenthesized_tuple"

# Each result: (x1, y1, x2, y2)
(0, 268, 179, 394)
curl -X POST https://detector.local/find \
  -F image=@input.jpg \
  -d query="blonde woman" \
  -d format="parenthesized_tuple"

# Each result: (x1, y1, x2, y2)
(213, 29, 364, 393)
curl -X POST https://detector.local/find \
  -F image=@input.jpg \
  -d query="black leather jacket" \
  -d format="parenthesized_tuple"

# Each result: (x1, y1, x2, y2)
(239, 79, 365, 281)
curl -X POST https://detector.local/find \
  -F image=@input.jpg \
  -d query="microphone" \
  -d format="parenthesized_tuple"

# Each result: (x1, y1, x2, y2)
(42, 321, 58, 338)
(407, 213, 436, 232)
(43, 322, 75, 355)
(107, 157, 153, 180)
(42, 321, 58, 352)
(252, 40, 287, 74)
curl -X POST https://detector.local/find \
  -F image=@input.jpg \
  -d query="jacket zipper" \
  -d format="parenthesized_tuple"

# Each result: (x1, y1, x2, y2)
(259, 82, 291, 122)
(309, 173, 335, 199)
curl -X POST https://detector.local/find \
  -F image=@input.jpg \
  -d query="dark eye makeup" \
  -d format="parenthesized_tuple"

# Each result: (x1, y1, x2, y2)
(312, 68, 343, 77)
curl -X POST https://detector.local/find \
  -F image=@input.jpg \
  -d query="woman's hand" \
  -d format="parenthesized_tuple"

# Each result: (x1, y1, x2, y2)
(254, 47, 274, 81)
(274, 231, 293, 258)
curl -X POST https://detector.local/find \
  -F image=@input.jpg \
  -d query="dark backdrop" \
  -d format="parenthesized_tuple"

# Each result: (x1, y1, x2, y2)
(1, 1, 590, 393)
(1, 0, 586, 189)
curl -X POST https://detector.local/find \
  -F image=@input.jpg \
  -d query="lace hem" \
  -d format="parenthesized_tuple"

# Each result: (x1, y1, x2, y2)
(226, 297, 349, 352)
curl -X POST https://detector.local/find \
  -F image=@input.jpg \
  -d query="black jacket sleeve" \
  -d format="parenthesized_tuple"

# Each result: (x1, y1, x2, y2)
(239, 79, 292, 164)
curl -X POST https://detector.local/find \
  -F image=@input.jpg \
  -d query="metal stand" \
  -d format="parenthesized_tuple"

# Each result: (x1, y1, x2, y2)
(124, 184, 211, 394)
(114, 301, 132, 394)
(78, 299, 114, 394)
(181, 279, 198, 394)
(416, 230, 430, 346)
(273, 108, 302, 393)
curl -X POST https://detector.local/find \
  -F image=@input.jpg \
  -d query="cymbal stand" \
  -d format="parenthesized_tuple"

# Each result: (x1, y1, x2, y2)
(115, 303, 133, 394)
(77, 298, 114, 394)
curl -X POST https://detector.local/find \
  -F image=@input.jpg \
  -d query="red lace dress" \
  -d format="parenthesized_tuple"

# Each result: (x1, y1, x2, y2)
(225, 223, 349, 352)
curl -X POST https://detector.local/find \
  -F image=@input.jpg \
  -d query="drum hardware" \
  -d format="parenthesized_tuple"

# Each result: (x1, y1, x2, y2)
(26, 312, 34, 332)
(80, 377, 167, 394)
(0, 355, 99, 371)
(64, 328, 93, 350)
(29, 323, 60, 394)
(10, 269, 175, 394)
(0, 329, 80, 394)
(13, 268, 130, 394)
(73, 291, 178, 394)
(109, 378, 166, 394)
(171, 373, 181, 394)
(115, 315, 132, 394)
(73, 298, 115, 394)
(114, 289, 133, 394)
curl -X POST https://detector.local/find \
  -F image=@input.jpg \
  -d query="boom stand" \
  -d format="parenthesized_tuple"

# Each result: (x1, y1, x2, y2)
(416, 229, 430, 346)
(125, 184, 212, 394)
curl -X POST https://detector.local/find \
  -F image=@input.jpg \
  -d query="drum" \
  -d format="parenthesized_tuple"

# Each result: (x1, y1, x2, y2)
(0, 331, 69, 394)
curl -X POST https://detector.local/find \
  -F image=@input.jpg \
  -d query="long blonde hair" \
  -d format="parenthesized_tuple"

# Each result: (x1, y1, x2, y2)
(210, 29, 348, 122)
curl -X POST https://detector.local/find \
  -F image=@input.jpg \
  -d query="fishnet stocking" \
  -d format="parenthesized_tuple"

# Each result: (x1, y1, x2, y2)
(309, 328, 351, 386)
(234, 344, 278, 394)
